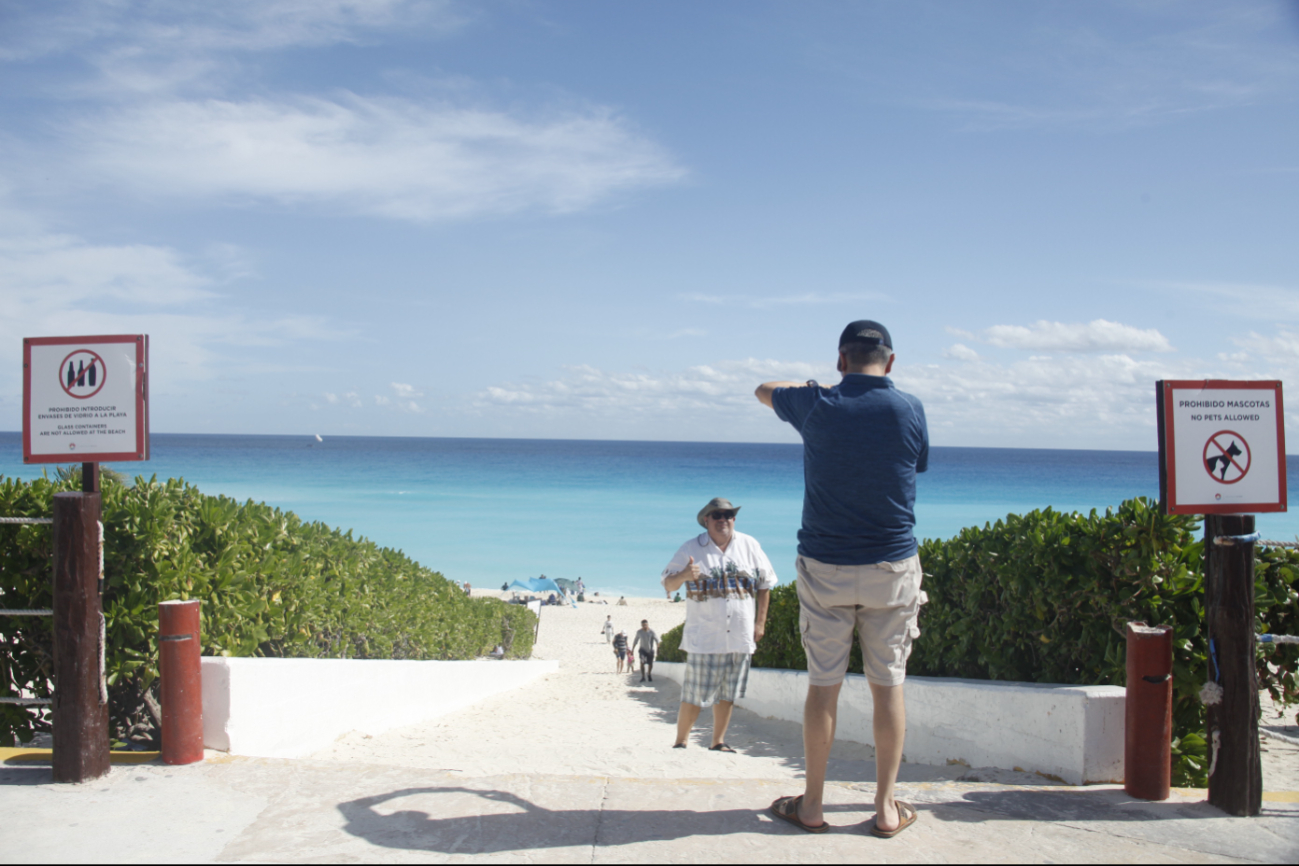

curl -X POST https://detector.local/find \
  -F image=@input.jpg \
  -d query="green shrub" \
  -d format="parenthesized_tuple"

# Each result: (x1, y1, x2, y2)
(0, 472, 536, 748)
(657, 622, 684, 662)
(659, 498, 1299, 788)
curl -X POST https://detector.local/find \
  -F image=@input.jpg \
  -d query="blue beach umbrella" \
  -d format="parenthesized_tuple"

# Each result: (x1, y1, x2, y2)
(509, 577, 562, 594)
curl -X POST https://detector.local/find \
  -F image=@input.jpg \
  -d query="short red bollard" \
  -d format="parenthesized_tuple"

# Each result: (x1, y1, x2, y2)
(1125, 621, 1173, 801)
(158, 600, 203, 765)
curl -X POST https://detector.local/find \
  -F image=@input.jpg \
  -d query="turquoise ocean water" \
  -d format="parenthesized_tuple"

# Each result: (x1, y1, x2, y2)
(2, 432, 1295, 597)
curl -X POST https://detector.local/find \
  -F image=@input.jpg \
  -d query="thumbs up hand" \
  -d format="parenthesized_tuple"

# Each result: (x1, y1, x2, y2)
(682, 556, 701, 582)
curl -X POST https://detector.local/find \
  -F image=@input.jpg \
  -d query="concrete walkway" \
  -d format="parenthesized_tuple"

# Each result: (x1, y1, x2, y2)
(2, 753, 1297, 863)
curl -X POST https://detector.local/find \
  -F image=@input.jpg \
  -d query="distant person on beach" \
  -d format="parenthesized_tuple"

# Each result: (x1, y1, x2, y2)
(613, 630, 629, 673)
(756, 319, 928, 838)
(661, 497, 777, 753)
(633, 619, 659, 683)
(602, 616, 614, 644)
(617, 596, 628, 606)
(463, 582, 472, 596)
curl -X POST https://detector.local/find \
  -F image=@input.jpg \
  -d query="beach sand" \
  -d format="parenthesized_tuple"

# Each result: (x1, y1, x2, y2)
(312, 593, 1299, 793)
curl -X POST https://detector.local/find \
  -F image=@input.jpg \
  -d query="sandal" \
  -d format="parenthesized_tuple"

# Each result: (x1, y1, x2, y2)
(867, 800, 918, 838)
(672, 743, 687, 749)
(769, 795, 829, 834)
(709, 743, 737, 753)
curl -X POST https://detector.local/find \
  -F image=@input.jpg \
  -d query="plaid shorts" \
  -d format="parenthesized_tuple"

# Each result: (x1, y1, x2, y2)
(681, 652, 750, 708)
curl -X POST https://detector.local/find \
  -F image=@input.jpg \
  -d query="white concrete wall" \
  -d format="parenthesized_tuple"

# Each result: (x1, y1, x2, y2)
(201, 657, 559, 759)
(654, 662, 1125, 785)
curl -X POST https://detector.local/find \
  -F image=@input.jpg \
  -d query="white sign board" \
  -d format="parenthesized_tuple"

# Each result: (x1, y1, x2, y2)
(1158, 380, 1285, 515)
(24, 334, 149, 464)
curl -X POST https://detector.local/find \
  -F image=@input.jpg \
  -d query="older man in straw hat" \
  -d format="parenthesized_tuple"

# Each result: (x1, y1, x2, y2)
(661, 497, 778, 752)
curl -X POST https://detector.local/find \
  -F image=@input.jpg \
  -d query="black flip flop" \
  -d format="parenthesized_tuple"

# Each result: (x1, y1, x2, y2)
(769, 795, 830, 834)
(672, 743, 687, 749)
(709, 743, 737, 753)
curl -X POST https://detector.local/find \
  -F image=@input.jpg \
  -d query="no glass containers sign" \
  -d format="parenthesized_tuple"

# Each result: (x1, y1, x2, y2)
(1157, 380, 1286, 515)
(23, 334, 149, 464)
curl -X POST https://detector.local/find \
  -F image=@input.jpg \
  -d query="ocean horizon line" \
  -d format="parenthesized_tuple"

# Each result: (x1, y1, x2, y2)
(0, 429, 1176, 456)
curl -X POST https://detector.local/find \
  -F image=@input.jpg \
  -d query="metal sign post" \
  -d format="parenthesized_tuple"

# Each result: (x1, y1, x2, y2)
(22, 334, 149, 783)
(1157, 379, 1286, 817)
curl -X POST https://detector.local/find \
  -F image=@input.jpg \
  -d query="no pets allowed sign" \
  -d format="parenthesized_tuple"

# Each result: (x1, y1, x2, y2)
(23, 335, 150, 464)
(1157, 380, 1286, 515)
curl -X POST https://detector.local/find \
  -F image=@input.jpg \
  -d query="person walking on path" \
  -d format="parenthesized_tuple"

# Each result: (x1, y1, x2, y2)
(601, 616, 614, 644)
(756, 320, 928, 837)
(661, 497, 778, 752)
(612, 630, 630, 674)
(632, 619, 659, 683)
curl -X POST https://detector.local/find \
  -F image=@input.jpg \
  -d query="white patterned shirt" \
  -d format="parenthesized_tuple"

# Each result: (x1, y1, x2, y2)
(661, 531, 778, 655)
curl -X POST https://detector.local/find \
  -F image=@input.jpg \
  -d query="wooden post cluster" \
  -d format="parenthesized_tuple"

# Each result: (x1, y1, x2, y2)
(51, 489, 109, 783)
(1204, 514, 1262, 817)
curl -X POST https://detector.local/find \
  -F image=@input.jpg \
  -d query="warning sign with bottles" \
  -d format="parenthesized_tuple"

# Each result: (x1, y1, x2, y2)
(23, 334, 149, 464)
(1157, 380, 1285, 514)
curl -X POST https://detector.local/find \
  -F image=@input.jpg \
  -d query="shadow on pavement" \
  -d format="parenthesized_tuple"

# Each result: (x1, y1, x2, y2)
(338, 785, 878, 854)
(0, 766, 50, 786)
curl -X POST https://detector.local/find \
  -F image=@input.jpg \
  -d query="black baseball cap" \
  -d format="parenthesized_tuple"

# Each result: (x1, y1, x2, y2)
(839, 320, 892, 351)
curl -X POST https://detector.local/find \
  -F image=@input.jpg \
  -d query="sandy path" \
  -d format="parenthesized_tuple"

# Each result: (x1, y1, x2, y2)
(312, 593, 1299, 792)
(312, 595, 964, 785)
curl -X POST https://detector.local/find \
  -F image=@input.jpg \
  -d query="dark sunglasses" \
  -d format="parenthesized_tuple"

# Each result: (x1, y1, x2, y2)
(709, 510, 737, 521)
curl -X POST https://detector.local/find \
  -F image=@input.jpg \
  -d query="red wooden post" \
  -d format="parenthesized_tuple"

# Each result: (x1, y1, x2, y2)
(158, 600, 203, 764)
(1124, 621, 1173, 800)
(52, 491, 110, 783)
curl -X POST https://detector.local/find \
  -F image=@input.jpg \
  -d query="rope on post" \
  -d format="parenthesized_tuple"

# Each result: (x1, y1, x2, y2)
(1258, 634, 1299, 645)
(1213, 532, 1262, 546)
(0, 697, 52, 706)
(1260, 539, 1299, 549)
(0, 609, 54, 616)
(0, 517, 53, 525)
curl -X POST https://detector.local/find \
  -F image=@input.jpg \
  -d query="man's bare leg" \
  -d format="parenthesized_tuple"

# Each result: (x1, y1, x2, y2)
(675, 702, 702, 746)
(711, 700, 735, 746)
(796, 683, 840, 825)
(869, 682, 906, 832)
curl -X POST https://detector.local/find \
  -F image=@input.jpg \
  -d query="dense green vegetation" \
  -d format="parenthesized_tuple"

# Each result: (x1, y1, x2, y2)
(0, 472, 535, 749)
(657, 498, 1299, 787)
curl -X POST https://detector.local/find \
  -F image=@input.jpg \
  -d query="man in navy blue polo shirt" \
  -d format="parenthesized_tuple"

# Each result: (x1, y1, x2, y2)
(755, 320, 928, 839)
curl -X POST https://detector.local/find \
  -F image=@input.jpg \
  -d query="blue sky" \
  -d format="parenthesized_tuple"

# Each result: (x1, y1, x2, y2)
(2, 0, 1297, 448)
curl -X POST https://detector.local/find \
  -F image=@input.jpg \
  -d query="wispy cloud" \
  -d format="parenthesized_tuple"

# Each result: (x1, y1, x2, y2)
(975, 319, 1173, 353)
(0, 0, 463, 64)
(920, 3, 1299, 131)
(680, 292, 882, 310)
(1143, 280, 1299, 320)
(43, 93, 684, 222)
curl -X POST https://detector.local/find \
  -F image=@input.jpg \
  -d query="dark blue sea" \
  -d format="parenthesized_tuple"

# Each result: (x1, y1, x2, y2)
(2, 433, 1295, 597)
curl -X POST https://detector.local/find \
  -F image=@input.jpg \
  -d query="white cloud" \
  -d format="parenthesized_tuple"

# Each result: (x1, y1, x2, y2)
(466, 339, 1299, 447)
(51, 93, 684, 222)
(0, 234, 214, 308)
(943, 343, 979, 362)
(374, 394, 390, 405)
(476, 358, 831, 419)
(978, 319, 1173, 353)
(391, 382, 422, 398)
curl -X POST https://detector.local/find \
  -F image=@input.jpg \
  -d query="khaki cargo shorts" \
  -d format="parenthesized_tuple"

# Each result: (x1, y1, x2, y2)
(796, 554, 925, 687)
